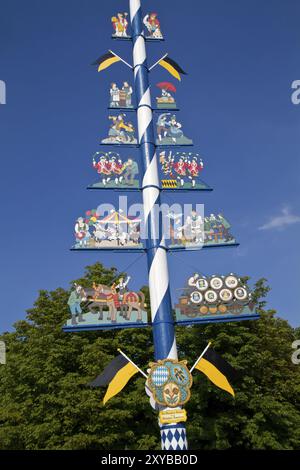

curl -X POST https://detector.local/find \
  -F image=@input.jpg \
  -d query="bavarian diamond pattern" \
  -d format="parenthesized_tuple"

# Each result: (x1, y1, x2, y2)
(152, 366, 169, 386)
(161, 425, 188, 450)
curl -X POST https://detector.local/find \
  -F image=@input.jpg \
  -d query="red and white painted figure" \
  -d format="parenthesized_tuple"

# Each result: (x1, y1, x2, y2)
(111, 12, 129, 37)
(143, 12, 163, 39)
(159, 151, 205, 189)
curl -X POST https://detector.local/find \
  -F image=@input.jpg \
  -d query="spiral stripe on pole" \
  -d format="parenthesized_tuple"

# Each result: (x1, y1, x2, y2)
(142, 157, 159, 187)
(133, 38, 146, 65)
(139, 88, 151, 107)
(137, 107, 153, 143)
(142, 187, 159, 226)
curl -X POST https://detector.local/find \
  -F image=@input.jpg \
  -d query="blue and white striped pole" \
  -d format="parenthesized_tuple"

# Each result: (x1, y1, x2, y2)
(129, 0, 188, 451)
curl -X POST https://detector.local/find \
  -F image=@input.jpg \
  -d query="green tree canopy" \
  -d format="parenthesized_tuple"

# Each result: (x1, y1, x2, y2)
(0, 262, 299, 450)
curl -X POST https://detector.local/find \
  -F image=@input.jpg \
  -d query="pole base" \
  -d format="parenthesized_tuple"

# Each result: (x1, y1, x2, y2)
(160, 423, 188, 450)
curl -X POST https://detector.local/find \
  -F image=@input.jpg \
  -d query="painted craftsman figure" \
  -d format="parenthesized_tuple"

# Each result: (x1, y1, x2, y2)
(111, 12, 129, 37)
(173, 157, 186, 187)
(156, 113, 192, 145)
(109, 156, 123, 184)
(114, 275, 131, 317)
(104, 114, 136, 144)
(110, 83, 120, 107)
(179, 210, 204, 244)
(167, 115, 184, 143)
(121, 81, 133, 108)
(110, 82, 133, 108)
(188, 273, 200, 287)
(186, 210, 204, 243)
(74, 217, 90, 247)
(156, 113, 169, 142)
(159, 151, 174, 177)
(68, 284, 86, 326)
(161, 88, 173, 102)
(156, 82, 177, 109)
(204, 213, 234, 243)
(123, 158, 139, 185)
(216, 214, 234, 242)
(93, 154, 111, 185)
(143, 12, 163, 38)
(188, 156, 204, 187)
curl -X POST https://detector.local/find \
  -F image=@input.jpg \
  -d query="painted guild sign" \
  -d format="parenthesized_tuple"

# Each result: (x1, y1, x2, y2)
(143, 13, 163, 39)
(89, 152, 139, 189)
(111, 12, 130, 38)
(73, 209, 142, 249)
(147, 359, 193, 407)
(167, 211, 236, 249)
(64, 277, 148, 331)
(109, 82, 134, 109)
(73, 208, 236, 251)
(156, 113, 193, 146)
(156, 82, 177, 109)
(101, 114, 137, 145)
(175, 273, 258, 324)
(159, 151, 211, 190)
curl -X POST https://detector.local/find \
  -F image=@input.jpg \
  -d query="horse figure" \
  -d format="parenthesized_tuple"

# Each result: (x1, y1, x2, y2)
(80, 283, 146, 324)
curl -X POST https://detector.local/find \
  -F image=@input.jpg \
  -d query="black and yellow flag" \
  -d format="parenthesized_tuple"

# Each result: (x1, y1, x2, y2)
(92, 51, 121, 72)
(195, 348, 237, 397)
(158, 56, 187, 81)
(88, 354, 139, 404)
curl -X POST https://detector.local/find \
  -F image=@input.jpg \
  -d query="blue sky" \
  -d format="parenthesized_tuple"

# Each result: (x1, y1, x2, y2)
(0, 0, 299, 331)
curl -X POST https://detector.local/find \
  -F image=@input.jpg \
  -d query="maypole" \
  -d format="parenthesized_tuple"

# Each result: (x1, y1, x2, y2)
(129, 0, 187, 450)
(64, 0, 261, 454)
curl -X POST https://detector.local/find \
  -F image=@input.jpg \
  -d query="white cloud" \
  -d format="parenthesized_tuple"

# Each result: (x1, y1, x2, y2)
(259, 206, 300, 231)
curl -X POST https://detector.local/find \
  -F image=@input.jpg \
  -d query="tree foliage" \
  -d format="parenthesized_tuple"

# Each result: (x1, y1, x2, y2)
(0, 263, 299, 450)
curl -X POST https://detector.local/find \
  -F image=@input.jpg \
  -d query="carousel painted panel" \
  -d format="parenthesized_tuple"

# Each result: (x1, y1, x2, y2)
(64, 278, 148, 331)
(175, 273, 259, 325)
(156, 113, 193, 146)
(166, 210, 237, 249)
(88, 152, 140, 189)
(159, 150, 211, 190)
(101, 113, 138, 145)
(73, 209, 142, 250)
(109, 81, 134, 109)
